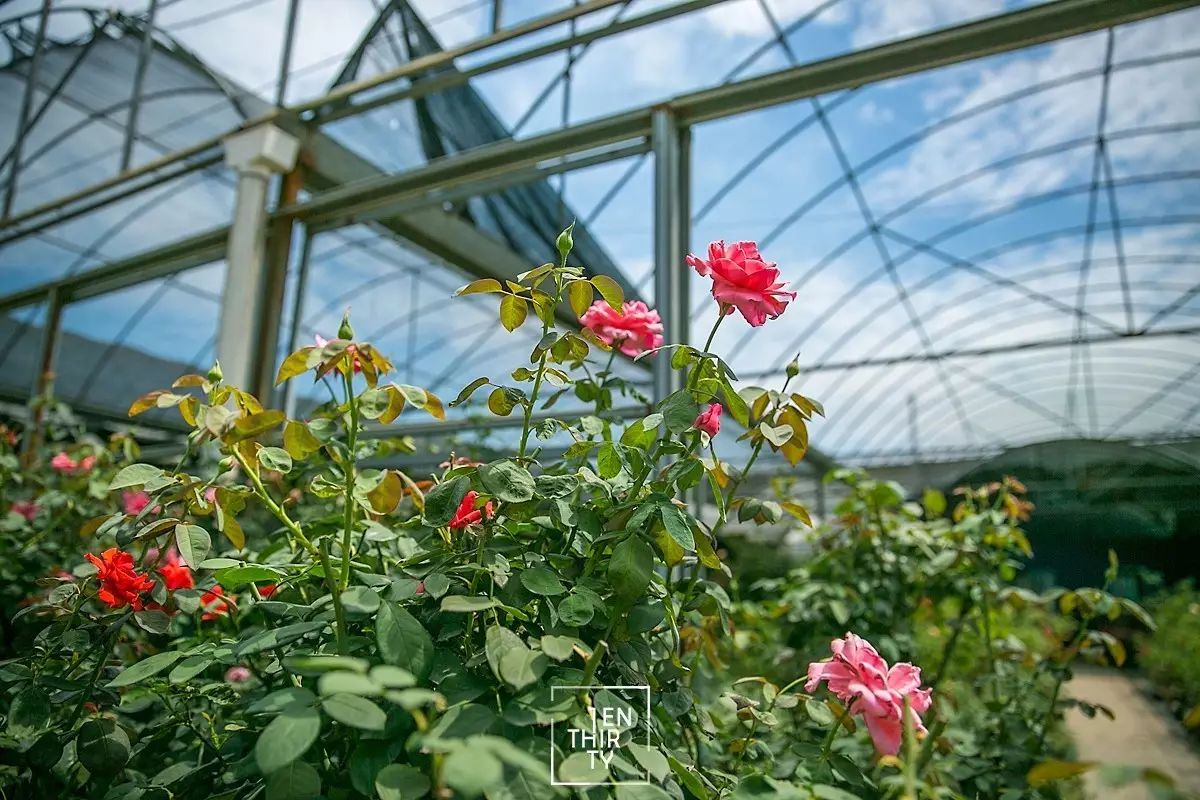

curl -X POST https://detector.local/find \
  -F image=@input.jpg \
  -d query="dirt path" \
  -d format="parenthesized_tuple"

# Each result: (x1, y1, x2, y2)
(1066, 666, 1200, 799)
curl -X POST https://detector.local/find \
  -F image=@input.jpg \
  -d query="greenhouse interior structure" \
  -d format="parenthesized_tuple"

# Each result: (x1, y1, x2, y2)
(2, 0, 1200, 797)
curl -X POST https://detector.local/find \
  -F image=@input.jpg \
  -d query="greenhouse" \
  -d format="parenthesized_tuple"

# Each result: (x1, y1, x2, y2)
(1, 0, 1198, 797)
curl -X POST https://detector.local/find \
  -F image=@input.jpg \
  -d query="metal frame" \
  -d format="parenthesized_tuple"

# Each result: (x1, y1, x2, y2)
(0, 0, 1198, 467)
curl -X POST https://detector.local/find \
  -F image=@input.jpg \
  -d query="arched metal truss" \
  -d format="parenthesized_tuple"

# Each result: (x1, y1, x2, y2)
(0, 0, 1198, 473)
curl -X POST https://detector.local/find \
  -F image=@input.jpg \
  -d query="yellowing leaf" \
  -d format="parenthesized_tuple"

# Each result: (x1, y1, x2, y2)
(1183, 704, 1200, 729)
(499, 295, 528, 332)
(567, 279, 593, 318)
(128, 390, 167, 417)
(456, 278, 503, 296)
(222, 514, 246, 550)
(275, 347, 320, 385)
(171, 374, 206, 388)
(284, 421, 323, 460)
(1027, 761, 1096, 786)
(368, 471, 403, 515)
(590, 274, 624, 311)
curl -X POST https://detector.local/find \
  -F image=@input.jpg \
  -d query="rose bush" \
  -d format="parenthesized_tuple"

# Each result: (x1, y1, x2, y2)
(0, 229, 1180, 800)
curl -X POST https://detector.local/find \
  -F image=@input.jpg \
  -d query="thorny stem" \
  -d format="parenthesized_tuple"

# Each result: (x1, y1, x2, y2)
(930, 591, 975, 689)
(233, 449, 317, 558)
(518, 276, 561, 463)
(319, 539, 349, 655)
(687, 311, 727, 392)
(339, 367, 360, 591)
(1036, 612, 1093, 750)
(821, 703, 852, 760)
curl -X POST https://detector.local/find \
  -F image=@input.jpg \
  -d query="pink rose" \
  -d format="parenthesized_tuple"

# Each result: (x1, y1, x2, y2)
(50, 452, 77, 473)
(122, 490, 153, 516)
(78, 455, 96, 472)
(686, 240, 795, 327)
(579, 300, 664, 357)
(225, 666, 252, 684)
(10, 500, 39, 521)
(204, 486, 219, 504)
(693, 403, 722, 437)
(806, 632, 932, 756)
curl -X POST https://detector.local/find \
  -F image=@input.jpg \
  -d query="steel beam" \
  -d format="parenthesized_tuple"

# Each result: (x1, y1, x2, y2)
(2, 0, 51, 219)
(120, 0, 158, 172)
(275, 0, 300, 107)
(651, 108, 690, 401)
(6, 0, 1190, 243)
(739, 325, 1200, 380)
(0, 226, 228, 313)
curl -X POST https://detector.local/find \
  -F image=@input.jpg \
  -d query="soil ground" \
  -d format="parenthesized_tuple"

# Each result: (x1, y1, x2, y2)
(1066, 666, 1200, 799)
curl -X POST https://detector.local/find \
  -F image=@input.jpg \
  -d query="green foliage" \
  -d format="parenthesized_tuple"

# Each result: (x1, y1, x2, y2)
(1138, 580, 1200, 732)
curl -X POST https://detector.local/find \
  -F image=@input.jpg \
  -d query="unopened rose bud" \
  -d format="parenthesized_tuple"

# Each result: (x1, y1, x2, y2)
(786, 359, 800, 378)
(556, 223, 575, 261)
(218, 456, 235, 472)
(338, 312, 354, 341)
(207, 361, 223, 382)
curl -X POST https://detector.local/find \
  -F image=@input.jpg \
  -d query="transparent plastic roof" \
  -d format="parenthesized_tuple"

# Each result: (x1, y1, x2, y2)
(0, 0, 1197, 466)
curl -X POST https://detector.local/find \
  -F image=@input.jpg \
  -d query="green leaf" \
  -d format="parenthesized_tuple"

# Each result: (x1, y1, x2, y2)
(609, 536, 654, 603)
(450, 377, 490, 408)
(423, 476, 470, 526)
(174, 523, 211, 568)
(169, 654, 214, 683)
(265, 760, 321, 800)
(422, 573, 450, 598)
(1028, 761, 1097, 786)
(597, 442, 622, 479)
(568, 279, 593, 317)
(215, 564, 283, 590)
(341, 586, 381, 616)
(558, 593, 594, 626)
(109, 463, 163, 491)
(627, 742, 671, 782)
(76, 718, 130, 774)
(479, 459, 535, 503)
(322, 694, 387, 731)
(283, 420, 323, 459)
(659, 503, 696, 551)
(591, 274, 624, 311)
(106, 650, 183, 688)
(376, 601, 434, 680)
(520, 567, 565, 596)
(441, 595, 500, 613)
(660, 390, 700, 434)
(7, 688, 49, 737)
(559, 751, 608, 784)
(375, 763, 431, 800)
(443, 741, 503, 797)
(255, 703, 321, 775)
(499, 648, 547, 690)
(499, 294, 528, 332)
(237, 621, 328, 658)
(922, 488, 946, 517)
(722, 381, 751, 428)
(540, 635, 576, 661)
(249, 688, 317, 715)
(259, 446, 293, 474)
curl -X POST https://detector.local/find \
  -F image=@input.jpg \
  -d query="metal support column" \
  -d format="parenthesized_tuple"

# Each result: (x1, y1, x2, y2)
(218, 125, 300, 393)
(21, 286, 64, 464)
(3, 0, 51, 219)
(121, 0, 159, 173)
(652, 107, 690, 401)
